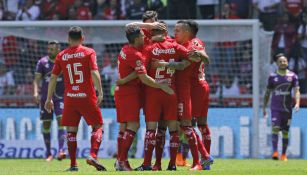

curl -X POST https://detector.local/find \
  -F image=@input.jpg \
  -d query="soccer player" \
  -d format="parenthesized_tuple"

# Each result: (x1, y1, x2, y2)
(33, 40, 66, 162)
(134, 25, 195, 171)
(263, 53, 300, 161)
(187, 20, 213, 170)
(115, 25, 174, 171)
(44, 26, 106, 171)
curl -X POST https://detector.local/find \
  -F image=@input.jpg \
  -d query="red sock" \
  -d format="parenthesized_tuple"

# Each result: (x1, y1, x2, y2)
(181, 126, 200, 165)
(119, 129, 136, 162)
(143, 130, 156, 166)
(90, 128, 103, 159)
(155, 128, 166, 166)
(193, 128, 209, 159)
(169, 131, 179, 166)
(67, 132, 77, 167)
(198, 124, 211, 153)
(117, 131, 124, 160)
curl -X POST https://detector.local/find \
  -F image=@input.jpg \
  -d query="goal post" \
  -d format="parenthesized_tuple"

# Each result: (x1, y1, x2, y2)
(0, 20, 271, 158)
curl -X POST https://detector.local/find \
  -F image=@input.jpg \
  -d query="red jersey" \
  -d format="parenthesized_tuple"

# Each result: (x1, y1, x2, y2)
(190, 38, 207, 84)
(52, 45, 98, 104)
(144, 39, 189, 92)
(116, 44, 147, 96)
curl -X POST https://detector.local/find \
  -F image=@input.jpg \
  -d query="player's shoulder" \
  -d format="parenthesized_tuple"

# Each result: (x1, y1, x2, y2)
(80, 45, 95, 54)
(287, 70, 298, 77)
(191, 38, 205, 49)
(120, 44, 142, 59)
(38, 56, 49, 64)
(269, 72, 278, 78)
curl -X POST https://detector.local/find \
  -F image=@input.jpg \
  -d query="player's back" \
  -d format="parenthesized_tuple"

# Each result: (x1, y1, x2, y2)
(54, 45, 97, 103)
(117, 44, 145, 95)
(268, 71, 299, 112)
(145, 40, 188, 91)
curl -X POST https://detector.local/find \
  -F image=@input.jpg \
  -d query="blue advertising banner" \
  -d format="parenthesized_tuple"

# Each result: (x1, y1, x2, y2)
(0, 108, 306, 158)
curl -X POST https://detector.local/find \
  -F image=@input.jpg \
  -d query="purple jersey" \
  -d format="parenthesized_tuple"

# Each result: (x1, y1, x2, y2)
(267, 70, 299, 112)
(35, 56, 64, 101)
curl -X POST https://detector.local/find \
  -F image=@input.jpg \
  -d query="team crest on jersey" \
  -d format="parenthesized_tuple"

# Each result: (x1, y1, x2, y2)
(287, 76, 292, 82)
(274, 77, 278, 82)
(136, 60, 142, 66)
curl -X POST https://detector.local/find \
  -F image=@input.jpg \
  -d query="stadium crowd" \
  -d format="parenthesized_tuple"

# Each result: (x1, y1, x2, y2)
(0, 0, 307, 107)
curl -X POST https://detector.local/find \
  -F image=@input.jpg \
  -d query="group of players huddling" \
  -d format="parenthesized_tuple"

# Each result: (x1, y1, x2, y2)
(114, 11, 213, 171)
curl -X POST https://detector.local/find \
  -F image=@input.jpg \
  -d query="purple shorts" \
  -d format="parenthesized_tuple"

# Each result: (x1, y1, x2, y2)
(40, 99, 64, 120)
(271, 110, 292, 131)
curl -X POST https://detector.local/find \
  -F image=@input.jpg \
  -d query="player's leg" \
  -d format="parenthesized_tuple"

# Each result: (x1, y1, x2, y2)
(153, 121, 167, 170)
(42, 119, 53, 161)
(281, 112, 292, 161)
(167, 120, 179, 170)
(117, 123, 126, 161)
(197, 117, 211, 153)
(40, 102, 54, 161)
(271, 110, 281, 160)
(180, 119, 202, 170)
(54, 101, 66, 160)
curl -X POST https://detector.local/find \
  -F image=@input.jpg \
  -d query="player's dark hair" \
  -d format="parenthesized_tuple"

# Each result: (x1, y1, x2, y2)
(275, 53, 286, 62)
(126, 25, 141, 44)
(142, 10, 158, 22)
(48, 40, 60, 46)
(177, 20, 191, 32)
(187, 20, 199, 36)
(68, 26, 83, 40)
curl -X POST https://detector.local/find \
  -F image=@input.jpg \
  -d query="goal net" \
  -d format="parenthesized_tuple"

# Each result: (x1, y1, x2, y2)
(0, 20, 272, 158)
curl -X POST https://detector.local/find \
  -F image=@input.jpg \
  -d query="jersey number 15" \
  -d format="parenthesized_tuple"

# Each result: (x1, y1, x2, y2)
(66, 63, 84, 84)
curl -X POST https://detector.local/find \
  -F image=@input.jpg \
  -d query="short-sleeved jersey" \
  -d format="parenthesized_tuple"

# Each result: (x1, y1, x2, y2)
(189, 38, 207, 84)
(144, 40, 189, 92)
(267, 70, 299, 112)
(35, 56, 64, 101)
(116, 44, 147, 96)
(52, 45, 98, 104)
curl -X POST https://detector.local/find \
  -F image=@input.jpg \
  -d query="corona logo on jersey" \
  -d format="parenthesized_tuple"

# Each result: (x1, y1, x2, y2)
(152, 48, 175, 56)
(274, 89, 290, 96)
(62, 52, 85, 61)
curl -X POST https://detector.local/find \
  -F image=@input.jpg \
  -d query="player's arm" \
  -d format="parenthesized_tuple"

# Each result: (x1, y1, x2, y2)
(190, 49, 210, 65)
(91, 70, 104, 106)
(151, 58, 190, 70)
(138, 74, 174, 95)
(33, 73, 42, 104)
(45, 74, 58, 113)
(116, 72, 137, 85)
(294, 86, 300, 112)
(263, 88, 272, 117)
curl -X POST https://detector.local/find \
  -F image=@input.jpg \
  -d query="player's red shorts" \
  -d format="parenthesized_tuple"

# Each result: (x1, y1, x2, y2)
(62, 99, 103, 127)
(144, 90, 177, 122)
(177, 86, 192, 120)
(191, 80, 210, 117)
(115, 91, 141, 123)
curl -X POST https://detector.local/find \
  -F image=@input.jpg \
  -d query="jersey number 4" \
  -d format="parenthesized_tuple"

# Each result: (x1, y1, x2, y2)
(66, 63, 84, 84)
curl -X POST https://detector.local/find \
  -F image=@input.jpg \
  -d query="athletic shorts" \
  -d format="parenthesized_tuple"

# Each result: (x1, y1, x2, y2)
(191, 81, 210, 117)
(115, 91, 141, 123)
(177, 87, 192, 120)
(271, 110, 292, 131)
(145, 90, 177, 122)
(40, 99, 64, 120)
(61, 101, 103, 127)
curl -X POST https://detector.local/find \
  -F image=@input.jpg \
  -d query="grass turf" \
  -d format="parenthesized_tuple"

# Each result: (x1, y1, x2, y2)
(0, 158, 306, 175)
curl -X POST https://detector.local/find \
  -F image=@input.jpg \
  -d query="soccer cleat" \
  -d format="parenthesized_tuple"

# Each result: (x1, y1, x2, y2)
(57, 151, 66, 161)
(204, 165, 211, 170)
(201, 155, 214, 169)
(134, 164, 152, 171)
(272, 151, 279, 160)
(189, 163, 203, 171)
(45, 155, 53, 162)
(116, 161, 133, 171)
(86, 156, 107, 171)
(166, 164, 177, 171)
(281, 154, 288, 161)
(65, 166, 78, 172)
(152, 164, 162, 171)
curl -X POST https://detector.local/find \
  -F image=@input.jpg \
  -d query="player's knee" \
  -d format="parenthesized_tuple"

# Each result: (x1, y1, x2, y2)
(167, 121, 178, 132)
(42, 127, 51, 134)
(197, 117, 207, 125)
(146, 122, 157, 130)
(42, 120, 52, 131)
(127, 122, 140, 132)
(272, 126, 280, 134)
(67, 126, 78, 133)
(180, 120, 191, 127)
(282, 131, 289, 138)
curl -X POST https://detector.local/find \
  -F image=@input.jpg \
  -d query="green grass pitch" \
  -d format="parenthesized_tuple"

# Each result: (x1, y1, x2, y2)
(0, 158, 306, 175)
